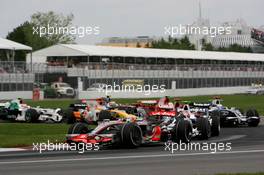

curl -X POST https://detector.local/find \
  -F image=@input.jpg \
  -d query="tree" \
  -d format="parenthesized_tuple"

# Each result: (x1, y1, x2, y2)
(145, 42, 150, 48)
(202, 43, 214, 51)
(6, 11, 75, 60)
(6, 21, 51, 60)
(151, 36, 195, 50)
(6, 22, 29, 61)
(201, 39, 214, 51)
(178, 36, 195, 50)
(201, 38, 253, 53)
(151, 36, 252, 53)
(31, 11, 75, 44)
(214, 44, 252, 53)
(171, 38, 180, 49)
(225, 44, 252, 53)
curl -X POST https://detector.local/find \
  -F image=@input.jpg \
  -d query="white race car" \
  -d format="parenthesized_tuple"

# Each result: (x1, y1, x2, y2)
(0, 99, 63, 123)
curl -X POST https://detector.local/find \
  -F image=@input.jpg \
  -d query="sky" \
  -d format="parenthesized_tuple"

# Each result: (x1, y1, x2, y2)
(1, 0, 263, 44)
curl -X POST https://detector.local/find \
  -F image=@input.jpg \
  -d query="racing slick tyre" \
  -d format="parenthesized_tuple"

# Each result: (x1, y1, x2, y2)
(196, 117, 211, 140)
(246, 108, 259, 117)
(246, 108, 260, 127)
(125, 107, 137, 115)
(25, 109, 39, 123)
(172, 117, 192, 143)
(67, 122, 89, 148)
(66, 109, 75, 124)
(211, 111, 220, 137)
(98, 110, 112, 122)
(8, 109, 20, 121)
(121, 122, 142, 148)
(68, 122, 89, 135)
(0, 108, 8, 120)
(57, 109, 65, 123)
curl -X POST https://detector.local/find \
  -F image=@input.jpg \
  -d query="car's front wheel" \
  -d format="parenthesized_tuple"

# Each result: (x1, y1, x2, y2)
(68, 122, 89, 135)
(211, 111, 220, 136)
(121, 122, 142, 148)
(172, 117, 192, 143)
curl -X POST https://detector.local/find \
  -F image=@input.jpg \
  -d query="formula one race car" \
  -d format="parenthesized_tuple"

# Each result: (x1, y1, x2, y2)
(176, 103, 221, 142)
(65, 98, 116, 124)
(0, 99, 63, 123)
(65, 97, 142, 124)
(204, 97, 260, 127)
(134, 96, 176, 118)
(66, 104, 220, 148)
(218, 108, 260, 127)
(186, 97, 260, 127)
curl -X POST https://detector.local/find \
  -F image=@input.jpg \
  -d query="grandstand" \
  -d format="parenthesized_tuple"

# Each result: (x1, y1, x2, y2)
(22, 44, 264, 90)
(1, 42, 264, 92)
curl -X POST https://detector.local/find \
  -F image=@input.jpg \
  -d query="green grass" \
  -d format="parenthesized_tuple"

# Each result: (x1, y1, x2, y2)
(0, 123, 69, 148)
(25, 95, 264, 115)
(1, 94, 263, 148)
(115, 95, 264, 115)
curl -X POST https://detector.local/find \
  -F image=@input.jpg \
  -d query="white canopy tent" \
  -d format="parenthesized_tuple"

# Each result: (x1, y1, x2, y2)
(0, 37, 33, 72)
(28, 44, 264, 63)
(0, 38, 32, 51)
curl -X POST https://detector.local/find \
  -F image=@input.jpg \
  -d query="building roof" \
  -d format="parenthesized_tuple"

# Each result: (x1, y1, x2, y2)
(32, 44, 264, 62)
(0, 38, 32, 51)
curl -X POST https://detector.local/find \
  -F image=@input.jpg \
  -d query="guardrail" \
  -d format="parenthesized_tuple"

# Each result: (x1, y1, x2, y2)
(0, 73, 35, 83)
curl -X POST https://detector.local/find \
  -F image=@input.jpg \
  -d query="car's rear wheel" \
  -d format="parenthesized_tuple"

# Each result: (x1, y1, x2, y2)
(0, 108, 8, 120)
(98, 110, 112, 122)
(196, 117, 211, 140)
(25, 109, 39, 123)
(121, 122, 142, 148)
(66, 109, 75, 124)
(246, 108, 259, 117)
(57, 109, 65, 123)
(246, 108, 260, 127)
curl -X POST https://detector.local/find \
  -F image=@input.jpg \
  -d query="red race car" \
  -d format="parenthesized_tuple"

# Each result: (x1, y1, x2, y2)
(66, 112, 187, 148)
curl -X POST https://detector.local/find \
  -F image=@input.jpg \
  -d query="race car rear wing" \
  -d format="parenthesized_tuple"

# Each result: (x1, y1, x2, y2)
(69, 103, 87, 109)
(192, 102, 211, 108)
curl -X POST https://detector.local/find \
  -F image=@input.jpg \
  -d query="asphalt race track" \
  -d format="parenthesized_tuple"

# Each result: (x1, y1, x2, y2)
(0, 125, 264, 175)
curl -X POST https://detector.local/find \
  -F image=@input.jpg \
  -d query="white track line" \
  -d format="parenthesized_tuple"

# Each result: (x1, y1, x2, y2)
(0, 149, 264, 165)
(211, 135, 246, 142)
(0, 148, 27, 152)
